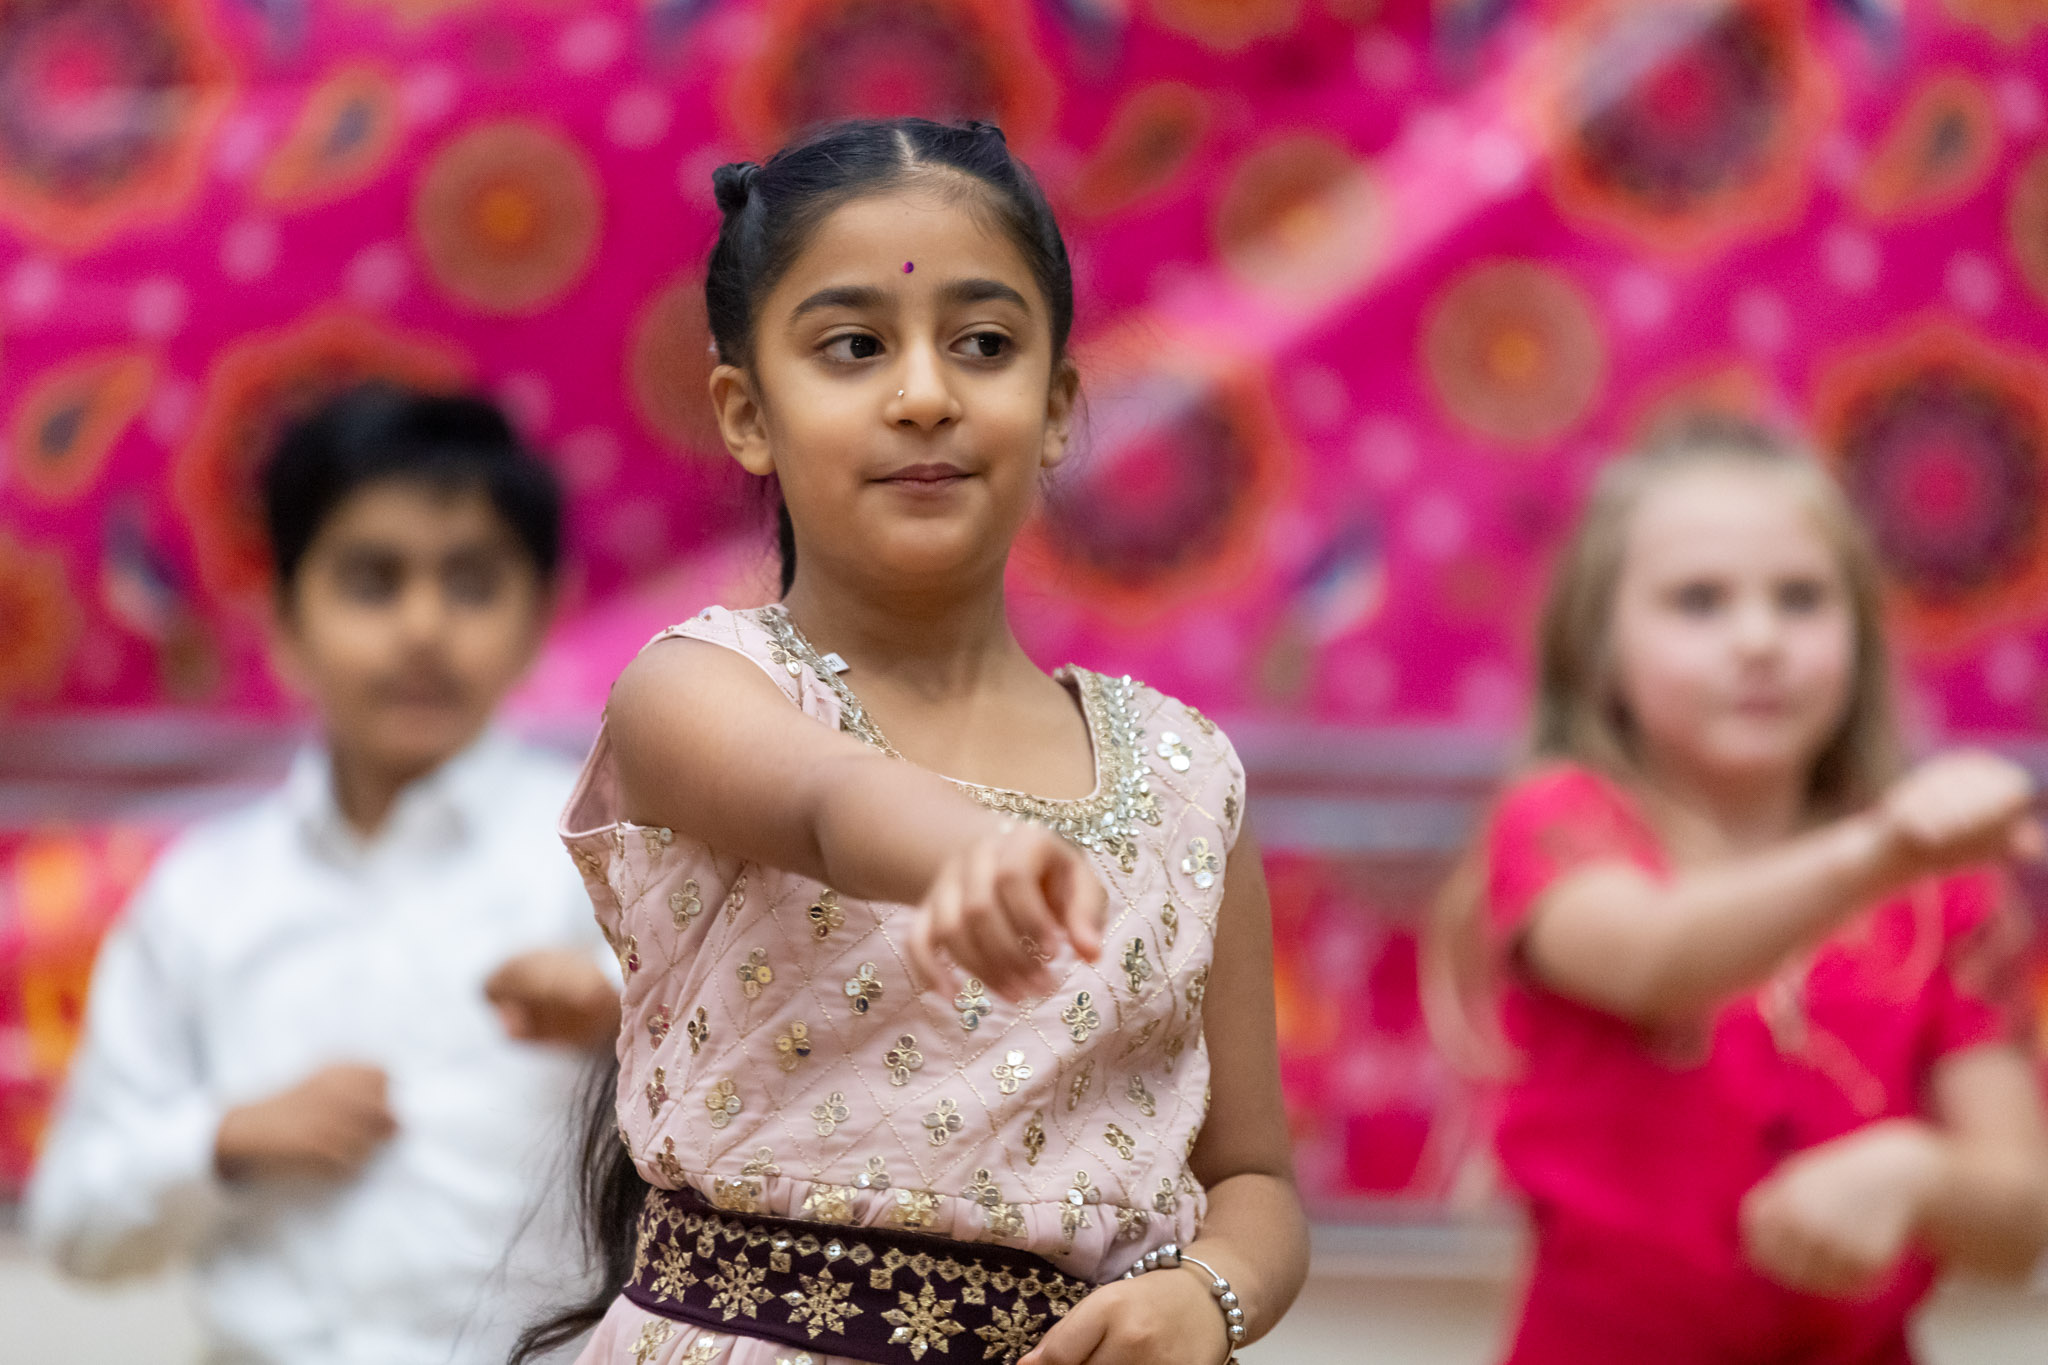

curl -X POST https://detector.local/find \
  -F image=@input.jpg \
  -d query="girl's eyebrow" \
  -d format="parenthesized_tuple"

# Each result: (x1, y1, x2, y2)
(790, 284, 886, 319)
(941, 278, 1031, 311)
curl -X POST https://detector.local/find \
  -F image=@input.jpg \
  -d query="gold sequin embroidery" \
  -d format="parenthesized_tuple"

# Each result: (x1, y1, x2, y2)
(645, 1066, 668, 1117)
(738, 948, 774, 999)
(706, 1076, 741, 1128)
(654, 1136, 686, 1183)
(1060, 991, 1101, 1043)
(1115, 1206, 1150, 1242)
(883, 1035, 924, 1086)
(1023, 1112, 1046, 1166)
(630, 1320, 675, 1365)
(844, 962, 883, 1014)
(883, 1280, 966, 1360)
(1126, 1074, 1157, 1117)
(1121, 938, 1153, 995)
(669, 879, 703, 928)
(888, 1188, 942, 1229)
(1104, 1123, 1137, 1160)
(1066, 1060, 1094, 1111)
(807, 890, 844, 939)
(1060, 1172, 1100, 1242)
(1156, 731, 1193, 772)
(855, 1155, 892, 1190)
(1181, 837, 1220, 890)
(954, 978, 992, 1031)
(647, 1005, 671, 1046)
(811, 1091, 850, 1137)
(801, 1185, 858, 1224)
(687, 1007, 710, 1055)
(992, 1049, 1034, 1095)
(782, 1264, 861, 1338)
(922, 1098, 963, 1146)
(776, 1021, 813, 1071)
(722, 873, 749, 922)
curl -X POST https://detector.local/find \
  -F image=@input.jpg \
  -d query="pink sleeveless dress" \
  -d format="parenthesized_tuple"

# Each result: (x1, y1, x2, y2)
(559, 605, 1246, 1365)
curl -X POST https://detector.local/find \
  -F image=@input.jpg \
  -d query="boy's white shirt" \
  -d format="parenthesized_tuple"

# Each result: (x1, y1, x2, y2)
(27, 728, 611, 1365)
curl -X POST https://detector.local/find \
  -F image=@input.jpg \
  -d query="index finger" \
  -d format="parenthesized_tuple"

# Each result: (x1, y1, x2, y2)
(1047, 845, 1107, 963)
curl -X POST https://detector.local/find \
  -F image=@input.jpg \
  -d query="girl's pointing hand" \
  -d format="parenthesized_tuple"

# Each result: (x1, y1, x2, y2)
(907, 822, 1106, 1002)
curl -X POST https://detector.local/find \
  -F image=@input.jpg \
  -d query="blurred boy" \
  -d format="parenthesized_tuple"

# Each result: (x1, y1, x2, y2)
(28, 384, 618, 1365)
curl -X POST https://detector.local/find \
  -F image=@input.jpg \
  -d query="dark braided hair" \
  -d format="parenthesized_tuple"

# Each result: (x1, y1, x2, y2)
(508, 116, 1074, 1364)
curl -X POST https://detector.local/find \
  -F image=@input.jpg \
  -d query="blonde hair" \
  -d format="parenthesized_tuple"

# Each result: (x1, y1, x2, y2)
(1422, 417, 1904, 1076)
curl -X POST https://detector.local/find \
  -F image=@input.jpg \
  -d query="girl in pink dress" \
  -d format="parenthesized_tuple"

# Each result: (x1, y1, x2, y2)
(513, 119, 1306, 1365)
(1429, 421, 2048, 1364)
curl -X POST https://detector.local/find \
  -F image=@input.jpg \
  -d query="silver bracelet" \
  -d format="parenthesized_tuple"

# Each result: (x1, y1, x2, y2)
(1121, 1243, 1245, 1362)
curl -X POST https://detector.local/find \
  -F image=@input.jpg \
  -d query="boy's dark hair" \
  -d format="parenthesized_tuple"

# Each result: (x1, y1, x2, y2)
(261, 383, 563, 592)
(705, 116, 1076, 597)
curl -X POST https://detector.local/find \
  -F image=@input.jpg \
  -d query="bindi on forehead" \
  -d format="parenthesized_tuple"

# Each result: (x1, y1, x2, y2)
(903, 261, 914, 273)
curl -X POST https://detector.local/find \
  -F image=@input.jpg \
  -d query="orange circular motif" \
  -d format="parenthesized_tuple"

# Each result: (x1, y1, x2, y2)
(0, 0, 236, 251)
(1213, 134, 1381, 301)
(1148, 0, 1302, 50)
(2009, 151, 2048, 312)
(1423, 260, 1608, 449)
(343, 0, 486, 24)
(1539, 0, 1835, 257)
(1815, 320, 2048, 651)
(1018, 326, 1291, 620)
(628, 271, 722, 461)
(1936, 0, 2048, 43)
(725, 0, 1055, 154)
(175, 311, 471, 601)
(9, 348, 156, 502)
(0, 532, 79, 705)
(413, 118, 603, 316)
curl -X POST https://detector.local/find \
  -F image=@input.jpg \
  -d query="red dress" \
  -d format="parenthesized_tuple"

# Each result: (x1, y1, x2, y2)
(1485, 765, 2027, 1365)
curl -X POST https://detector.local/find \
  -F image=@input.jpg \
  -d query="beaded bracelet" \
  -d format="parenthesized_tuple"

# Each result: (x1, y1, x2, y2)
(1120, 1242, 1245, 1363)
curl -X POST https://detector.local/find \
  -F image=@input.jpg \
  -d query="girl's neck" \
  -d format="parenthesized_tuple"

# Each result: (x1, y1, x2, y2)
(1634, 756, 1810, 862)
(780, 567, 1032, 700)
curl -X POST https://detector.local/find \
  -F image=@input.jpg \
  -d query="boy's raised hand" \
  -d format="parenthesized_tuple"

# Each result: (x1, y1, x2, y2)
(1879, 751, 2042, 879)
(484, 948, 621, 1049)
(214, 1063, 397, 1183)
(906, 823, 1107, 1002)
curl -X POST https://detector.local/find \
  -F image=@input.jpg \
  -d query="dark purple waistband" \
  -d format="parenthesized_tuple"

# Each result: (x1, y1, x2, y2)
(624, 1184, 1095, 1364)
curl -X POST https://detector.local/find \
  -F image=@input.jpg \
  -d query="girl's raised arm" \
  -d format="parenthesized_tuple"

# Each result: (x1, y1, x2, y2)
(1521, 752, 2039, 1029)
(607, 636, 1103, 998)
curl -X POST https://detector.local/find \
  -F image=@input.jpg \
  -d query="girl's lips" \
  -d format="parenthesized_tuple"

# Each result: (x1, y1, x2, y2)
(878, 462, 971, 490)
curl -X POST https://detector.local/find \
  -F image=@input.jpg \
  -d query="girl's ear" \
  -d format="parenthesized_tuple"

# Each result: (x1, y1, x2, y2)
(1039, 358, 1080, 472)
(710, 364, 774, 477)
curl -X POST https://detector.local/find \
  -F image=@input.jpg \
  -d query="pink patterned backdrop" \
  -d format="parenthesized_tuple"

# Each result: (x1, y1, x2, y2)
(2, 0, 2048, 1209)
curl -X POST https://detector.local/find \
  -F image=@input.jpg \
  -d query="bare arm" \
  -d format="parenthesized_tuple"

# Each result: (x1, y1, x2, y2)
(1024, 824, 1309, 1365)
(1181, 822, 1312, 1341)
(1523, 753, 2037, 1028)
(1740, 1044, 2048, 1296)
(607, 639, 1102, 998)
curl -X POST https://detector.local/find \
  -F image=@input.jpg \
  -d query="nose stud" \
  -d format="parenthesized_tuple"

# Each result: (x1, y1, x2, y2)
(897, 389, 905, 398)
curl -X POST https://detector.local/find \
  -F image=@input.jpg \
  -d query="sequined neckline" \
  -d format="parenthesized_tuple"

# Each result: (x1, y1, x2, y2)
(755, 605, 1162, 871)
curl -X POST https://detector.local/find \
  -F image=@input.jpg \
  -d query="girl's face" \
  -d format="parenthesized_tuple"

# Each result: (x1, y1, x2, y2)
(712, 185, 1076, 596)
(1608, 463, 1856, 799)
